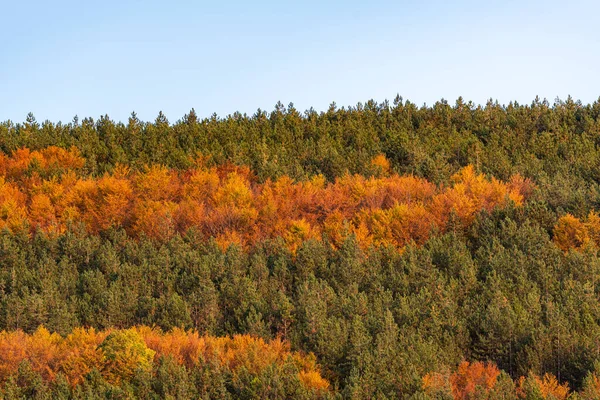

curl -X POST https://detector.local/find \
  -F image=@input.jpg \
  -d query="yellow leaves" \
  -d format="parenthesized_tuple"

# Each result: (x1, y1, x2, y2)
(2, 148, 37, 178)
(0, 327, 63, 383)
(213, 335, 287, 373)
(0, 330, 28, 382)
(0, 147, 84, 179)
(284, 219, 321, 254)
(298, 370, 330, 391)
(551, 210, 600, 252)
(508, 173, 533, 205)
(32, 176, 65, 204)
(0, 149, 532, 252)
(423, 361, 501, 400)
(357, 203, 434, 250)
(553, 214, 590, 252)
(534, 373, 570, 400)
(431, 184, 476, 226)
(424, 362, 572, 400)
(142, 329, 303, 381)
(423, 368, 451, 396)
(215, 229, 244, 251)
(174, 199, 205, 232)
(136, 326, 204, 369)
(371, 154, 391, 176)
(214, 171, 254, 208)
(98, 329, 155, 385)
(383, 175, 436, 205)
(202, 164, 527, 252)
(0, 177, 27, 207)
(0, 178, 28, 232)
(451, 164, 476, 185)
(67, 179, 98, 216)
(96, 174, 133, 230)
(26, 327, 63, 381)
(112, 163, 130, 179)
(0, 326, 331, 393)
(450, 361, 500, 400)
(184, 168, 219, 203)
(323, 211, 349, 248)
(60, 328, 107, 386)
(38, 146, 86, 171)
(586, 211, 600, 245)
(135, 165, 179, 201)
(0, 201, 27, 233)
(552, 210, 600, 252)
(131, 200, 177, 241)
(308, 174, 327, 191)
(516, 373, 570, 400)
(29, 194, 59, 233)
(207, 205, 258, 238)
(431, 166, 528, 227)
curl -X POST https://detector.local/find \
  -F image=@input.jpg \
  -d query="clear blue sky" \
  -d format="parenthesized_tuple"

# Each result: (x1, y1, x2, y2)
(1, 0, 598, 123)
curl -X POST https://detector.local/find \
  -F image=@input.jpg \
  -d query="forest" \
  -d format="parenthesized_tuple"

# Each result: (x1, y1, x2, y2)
(1, 96, 600, 398)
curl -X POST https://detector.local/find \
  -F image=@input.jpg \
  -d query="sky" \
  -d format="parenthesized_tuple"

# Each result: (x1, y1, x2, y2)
(1, 0, 599, 123)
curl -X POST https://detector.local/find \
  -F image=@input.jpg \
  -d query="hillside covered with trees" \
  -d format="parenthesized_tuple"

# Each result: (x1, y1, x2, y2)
(1, 96, 600, 398)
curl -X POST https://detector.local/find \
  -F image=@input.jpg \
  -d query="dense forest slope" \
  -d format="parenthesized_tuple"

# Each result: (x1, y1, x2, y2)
(1, 97, 600, 398)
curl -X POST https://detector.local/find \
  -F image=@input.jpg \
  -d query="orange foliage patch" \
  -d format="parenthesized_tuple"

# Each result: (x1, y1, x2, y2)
(517, 373, 570, 400)
(424, 362, 572, 400)
(450, 361, 500, 399)
(0, 147, 85, 180)
(553, 212, 600, 252)
(423, 361, 500, 400)
(371, 153, 391, 176)
(0, 326, 328, 392)
(0, 149, 532, 252)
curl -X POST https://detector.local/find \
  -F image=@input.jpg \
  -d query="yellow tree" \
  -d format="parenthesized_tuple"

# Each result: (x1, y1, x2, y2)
(98, 329, 155, 385)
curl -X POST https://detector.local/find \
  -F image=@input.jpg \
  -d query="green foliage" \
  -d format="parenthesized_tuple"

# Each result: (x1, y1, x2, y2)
(2, 97, 600, 398)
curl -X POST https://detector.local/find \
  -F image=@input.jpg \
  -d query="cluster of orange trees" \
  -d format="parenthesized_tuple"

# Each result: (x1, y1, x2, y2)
(0, 147, 532, 252)
(553, 212, 600, 252)
(0, 326, 328, 393)
(423, 361, 600, 400)
(3, 324, 598, 400)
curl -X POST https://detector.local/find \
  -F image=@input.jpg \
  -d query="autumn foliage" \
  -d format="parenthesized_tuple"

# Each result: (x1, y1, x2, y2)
(424, 361, 574, 400)
(0, 147, 531, 252)
(0, 326, 328, 392)
(553, 211, 600, 252)
(6, 98, 600, 398)
(516, 373, 571, 400)
(423, 361, 501, 399)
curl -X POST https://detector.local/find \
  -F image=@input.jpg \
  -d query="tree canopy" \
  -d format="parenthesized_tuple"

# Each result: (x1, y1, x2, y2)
(1, 97, 600, 398)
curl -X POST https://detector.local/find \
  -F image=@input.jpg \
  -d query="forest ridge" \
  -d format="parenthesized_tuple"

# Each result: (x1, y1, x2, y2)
(1, 97, 600, 398)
